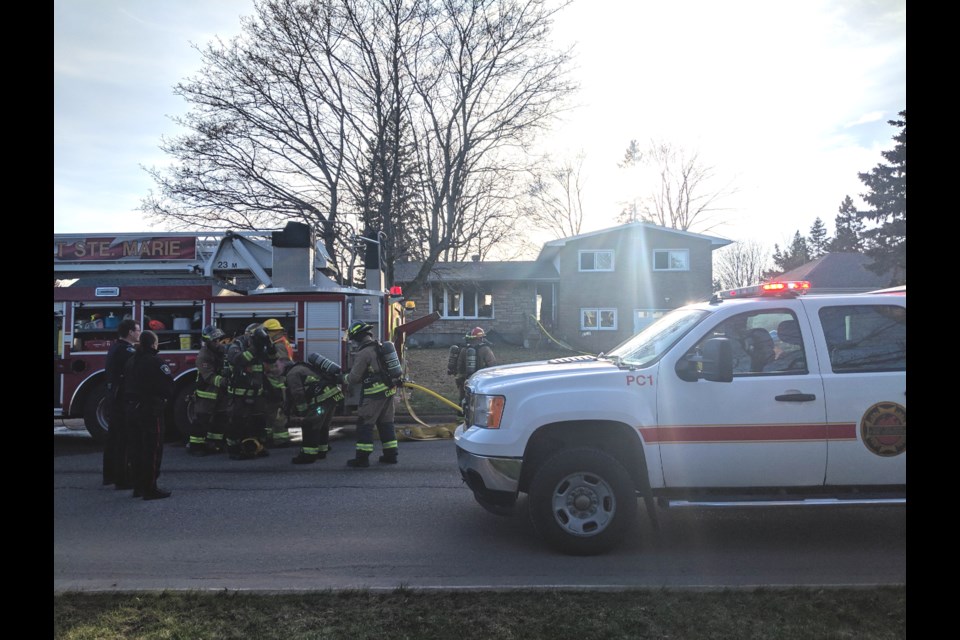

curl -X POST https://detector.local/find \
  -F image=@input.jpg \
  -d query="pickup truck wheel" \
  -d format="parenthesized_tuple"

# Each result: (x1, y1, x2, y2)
(528, 448, 637, 555)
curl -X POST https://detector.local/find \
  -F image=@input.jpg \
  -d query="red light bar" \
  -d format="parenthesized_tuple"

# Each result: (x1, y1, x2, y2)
(761, 281, 810, 293)
(389, 286, 403, 296)
(719, 281, 810, 299)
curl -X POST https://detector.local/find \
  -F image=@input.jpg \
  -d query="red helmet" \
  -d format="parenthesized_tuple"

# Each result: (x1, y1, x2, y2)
(148, 319, 166, 331)
(468, 327, 485, 339)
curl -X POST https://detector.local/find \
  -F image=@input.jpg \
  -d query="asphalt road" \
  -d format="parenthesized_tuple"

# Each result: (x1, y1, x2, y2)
(54, 423, 906, 592)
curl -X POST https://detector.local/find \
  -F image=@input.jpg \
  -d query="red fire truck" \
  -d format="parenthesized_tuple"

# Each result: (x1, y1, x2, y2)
(54, 222, 427, 443)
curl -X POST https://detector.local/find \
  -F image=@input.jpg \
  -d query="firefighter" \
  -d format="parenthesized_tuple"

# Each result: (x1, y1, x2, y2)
(455, 327, 497, 406)
(122, 329, 175, 500)
(342, 321, 402, 467)
(285, 353, 345, 464)
(261, 318, 293, 448)
(189, 325, 230, 456)
(102, 318, 140, 489)
(224, 323, 278, 460)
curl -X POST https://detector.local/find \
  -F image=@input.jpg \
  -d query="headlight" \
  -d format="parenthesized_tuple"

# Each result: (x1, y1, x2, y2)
(470, 393, 505, 429)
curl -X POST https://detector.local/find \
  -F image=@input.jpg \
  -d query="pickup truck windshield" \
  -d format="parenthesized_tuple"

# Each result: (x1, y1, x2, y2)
(606, 308, 710, 368)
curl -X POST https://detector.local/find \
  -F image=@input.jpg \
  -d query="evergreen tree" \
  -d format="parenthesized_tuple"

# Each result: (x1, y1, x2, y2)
(807, 217, 829, 259)
(829, 195, 864, 252)
(857, 110, 906, 284)
(767, 231, 810, 278)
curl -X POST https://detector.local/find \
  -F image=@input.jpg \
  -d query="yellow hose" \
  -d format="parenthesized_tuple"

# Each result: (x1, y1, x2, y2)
(401, 381, 462, 411)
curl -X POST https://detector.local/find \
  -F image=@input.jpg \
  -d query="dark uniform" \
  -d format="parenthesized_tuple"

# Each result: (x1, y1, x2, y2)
(122, 331, 175, 500)
(191, 326, 230, 455)
(285, 355, 345, 464)
(102, 330, 138, 488)
(343, 322, 400, 467)
(225, 326, 278, 459)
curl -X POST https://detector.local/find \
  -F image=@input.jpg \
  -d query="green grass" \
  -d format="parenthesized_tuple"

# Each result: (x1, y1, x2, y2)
(54, 587, 906, 639)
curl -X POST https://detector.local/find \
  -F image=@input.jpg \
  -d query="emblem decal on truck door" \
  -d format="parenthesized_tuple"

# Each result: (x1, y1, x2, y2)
(860, 402, 906, 457)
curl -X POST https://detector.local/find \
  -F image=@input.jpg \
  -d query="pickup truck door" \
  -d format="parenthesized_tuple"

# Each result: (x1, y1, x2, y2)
(802, 296, 907, 486)
(655, 306, 827, 488)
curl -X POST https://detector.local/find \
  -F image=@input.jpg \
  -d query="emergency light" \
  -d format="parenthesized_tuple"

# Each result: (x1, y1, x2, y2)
(720, 281, 810, 299)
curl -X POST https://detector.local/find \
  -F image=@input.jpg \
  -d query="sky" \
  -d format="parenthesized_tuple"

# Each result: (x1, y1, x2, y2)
(54, 0, 906, 253)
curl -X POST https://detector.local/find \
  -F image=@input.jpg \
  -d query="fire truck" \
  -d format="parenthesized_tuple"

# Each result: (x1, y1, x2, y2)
(54, 222, 431, 443)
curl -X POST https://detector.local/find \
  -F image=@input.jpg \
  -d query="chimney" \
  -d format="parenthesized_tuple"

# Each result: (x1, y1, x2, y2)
(271, 222, 314, 289)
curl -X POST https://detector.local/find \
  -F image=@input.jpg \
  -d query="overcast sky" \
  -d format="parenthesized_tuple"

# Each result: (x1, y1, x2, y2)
(54, 0, 906, 252)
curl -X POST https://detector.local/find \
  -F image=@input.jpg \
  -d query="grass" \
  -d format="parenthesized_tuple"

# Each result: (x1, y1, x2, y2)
(54, 587, 906, 639)
(397, 343, 574, 416)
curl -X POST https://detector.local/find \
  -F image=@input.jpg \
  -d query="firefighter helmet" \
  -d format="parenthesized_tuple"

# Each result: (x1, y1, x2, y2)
(148, 319, 166, 331)
(245, 323, 262, 336)
(347, 321, 373, 340)
(202, 325, 225, 342)
(467, 327, 485, 340)
(262, 318, 283, 332)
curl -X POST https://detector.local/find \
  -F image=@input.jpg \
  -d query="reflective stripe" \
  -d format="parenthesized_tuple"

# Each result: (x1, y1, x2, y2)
(302, 446, 320, 455)
(364, 382, 390, 395)
(206, 433, 224, 441)
(382, 441, 398, 449)
(356, 443, 374, 453)
(319, 386, 343, 402)
(189, 436, 206, 444)
(196, 390, 218, 400)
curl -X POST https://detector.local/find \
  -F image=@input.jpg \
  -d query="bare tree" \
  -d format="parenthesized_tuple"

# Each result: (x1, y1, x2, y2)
(522, 151, 586, 240)
(140, 0, 576, 292)
(616, 139, 736, 233)
(713, 239, 770, 290)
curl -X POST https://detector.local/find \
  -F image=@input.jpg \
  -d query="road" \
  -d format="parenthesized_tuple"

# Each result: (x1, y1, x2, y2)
(54, 424, 906, 592)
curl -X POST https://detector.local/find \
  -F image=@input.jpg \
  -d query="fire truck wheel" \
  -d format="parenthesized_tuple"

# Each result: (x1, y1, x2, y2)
(170, 383, 197, 443)
(82, 383, 109, 444)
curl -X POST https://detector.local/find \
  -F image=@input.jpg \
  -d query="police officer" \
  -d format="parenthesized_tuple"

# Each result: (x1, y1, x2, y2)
(261, 318, 293, 448)
(285, 353, 345, 464)
(122, 329, 175, 500)
(224, 323, 278, 459)
(102, 318, 140, 488)
(342, 321, 400, 467)
(189, 325, 230, 456)
(455, 327, 496, 406)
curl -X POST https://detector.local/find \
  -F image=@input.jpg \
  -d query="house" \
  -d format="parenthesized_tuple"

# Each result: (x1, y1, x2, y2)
(776, 252, 895, 293)
(394, 222, 731, 352)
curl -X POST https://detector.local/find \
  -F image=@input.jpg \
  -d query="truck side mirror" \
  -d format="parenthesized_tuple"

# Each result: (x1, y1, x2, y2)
(700, 337, 733, 383)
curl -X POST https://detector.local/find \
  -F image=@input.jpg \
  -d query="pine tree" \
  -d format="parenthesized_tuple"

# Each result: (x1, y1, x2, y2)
(829, 195, 864, 252)
(857, 111, 906, 284)
(766, 231, 811, 279)
(807, 217, 829, 259)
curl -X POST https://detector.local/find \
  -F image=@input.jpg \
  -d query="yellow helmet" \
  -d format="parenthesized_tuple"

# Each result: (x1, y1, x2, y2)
(262, 318, 283, 332)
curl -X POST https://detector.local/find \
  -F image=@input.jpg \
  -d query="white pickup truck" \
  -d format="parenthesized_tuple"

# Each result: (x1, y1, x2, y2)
(455, 283, 906, 555)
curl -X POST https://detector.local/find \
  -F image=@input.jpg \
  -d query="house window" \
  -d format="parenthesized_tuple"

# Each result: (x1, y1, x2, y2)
(633, 309, 667, 333)
(653, 249, 689, 271)
(581, 308, 618, 330)
(579, 250, 614, 272)
(431, 285, 494, 319)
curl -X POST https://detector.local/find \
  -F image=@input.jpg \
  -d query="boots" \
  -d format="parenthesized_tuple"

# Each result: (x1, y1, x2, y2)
(379, 449, 398, 464)
(346, 451, 370, 468)
(291, 452, 318, 464)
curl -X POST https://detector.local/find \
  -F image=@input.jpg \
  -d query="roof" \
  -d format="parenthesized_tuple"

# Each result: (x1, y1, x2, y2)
(536, 221, 732, 261)
(777, 252, 894, 292)
(393, 260, 559, 283)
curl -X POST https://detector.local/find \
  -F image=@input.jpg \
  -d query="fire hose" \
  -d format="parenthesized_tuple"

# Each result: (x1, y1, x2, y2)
(395, 381, 461, 440)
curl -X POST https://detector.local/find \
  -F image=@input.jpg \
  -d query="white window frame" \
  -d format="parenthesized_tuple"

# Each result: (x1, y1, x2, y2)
(653, 249, 690, 271)
(580, 307, 618, 330)
(431, 284, 494, 319)
(578, 250, 615, 272)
